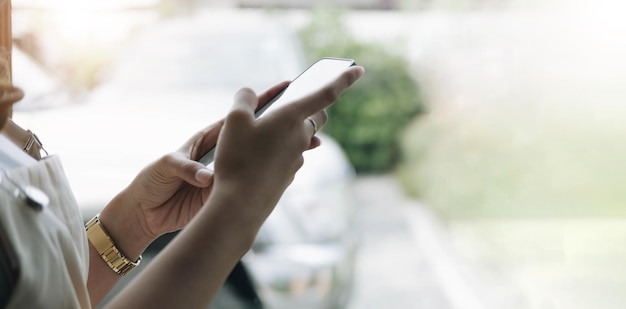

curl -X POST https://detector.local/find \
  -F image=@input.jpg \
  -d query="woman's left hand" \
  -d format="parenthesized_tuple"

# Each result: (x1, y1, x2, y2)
(124, 119, 223, 240)
(90, 117, 225, 303)
(100, 82, 289, 247)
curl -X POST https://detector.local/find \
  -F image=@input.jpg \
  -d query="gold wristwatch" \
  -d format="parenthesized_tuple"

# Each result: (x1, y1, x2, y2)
(85, 214, 141, 276)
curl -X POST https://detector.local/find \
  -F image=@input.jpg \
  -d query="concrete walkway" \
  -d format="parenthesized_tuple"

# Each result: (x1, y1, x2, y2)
(348, 175, 494, 309)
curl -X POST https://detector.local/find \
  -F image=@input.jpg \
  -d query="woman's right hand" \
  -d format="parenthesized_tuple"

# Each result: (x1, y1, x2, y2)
(106, 66, 364, 309)
(210, 65, 364, 223)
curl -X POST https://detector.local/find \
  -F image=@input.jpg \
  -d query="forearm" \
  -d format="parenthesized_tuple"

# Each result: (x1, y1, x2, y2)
(87, 193, 154, 306)
(102, 190, 262, 309)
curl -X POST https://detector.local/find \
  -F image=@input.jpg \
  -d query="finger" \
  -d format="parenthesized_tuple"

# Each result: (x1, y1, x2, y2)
(307, 109, 328, 132)
(0, 85, 24, 106)
(304, 117, 318, 138)
(256, 81, 290, 112)
(227, 87, 258, 124)
(292, 66, 364, 117)
(306, 136, 322, 150)
(178, 120, 225, 161)
(159, 153, 214, 187)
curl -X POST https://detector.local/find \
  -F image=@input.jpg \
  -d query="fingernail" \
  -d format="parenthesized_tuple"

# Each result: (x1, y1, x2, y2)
(195, 168, 213, 184)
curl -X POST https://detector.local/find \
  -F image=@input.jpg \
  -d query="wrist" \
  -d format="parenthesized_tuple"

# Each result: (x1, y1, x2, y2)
(86, 215, 142, 276)
(203, 184, 273, 241)
(99, 193, 156, 261)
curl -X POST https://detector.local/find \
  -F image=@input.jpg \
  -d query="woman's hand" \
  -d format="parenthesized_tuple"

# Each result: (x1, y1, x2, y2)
(99, 81, 292, 248)
(210, 66, 365, 223)
(98, 64, 362, 260)
(98, 66, 363, 308)
(90, 71, 292, 306)
(89, 117, 227, 303)
(122, 120, 223, 239)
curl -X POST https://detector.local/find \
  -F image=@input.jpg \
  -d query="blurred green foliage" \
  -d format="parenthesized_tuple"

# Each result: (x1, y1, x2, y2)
(398, 97, 626, 218)
(298, 8, 423, 173)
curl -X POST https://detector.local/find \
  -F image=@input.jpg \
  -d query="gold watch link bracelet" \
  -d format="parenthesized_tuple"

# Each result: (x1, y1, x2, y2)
(85, 214, 141, 276)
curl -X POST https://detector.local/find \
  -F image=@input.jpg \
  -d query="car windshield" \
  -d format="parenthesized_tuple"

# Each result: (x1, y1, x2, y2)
(108, 26, 302, 95)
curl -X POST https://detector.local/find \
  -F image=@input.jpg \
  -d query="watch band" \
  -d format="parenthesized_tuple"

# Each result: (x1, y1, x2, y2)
(85, 214, 141, 276)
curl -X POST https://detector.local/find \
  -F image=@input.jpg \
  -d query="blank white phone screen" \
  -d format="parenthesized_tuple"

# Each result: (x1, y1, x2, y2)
(254, 57, 356, 117)
(199, 57, 355, 166)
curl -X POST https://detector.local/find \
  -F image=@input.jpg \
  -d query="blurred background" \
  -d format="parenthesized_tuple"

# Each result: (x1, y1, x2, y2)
(9, 0, 626, 308)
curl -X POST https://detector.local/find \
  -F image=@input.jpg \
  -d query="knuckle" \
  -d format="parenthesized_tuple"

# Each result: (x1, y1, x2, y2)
(225, 108, 249, 123)
(319, 110, 329, 126)
(321, 85, 340, 103)
(237, 87, 256, 96)
(163, 153, 199, 174)
(158, 152, 179, 168)
(235, 87, 257, 103)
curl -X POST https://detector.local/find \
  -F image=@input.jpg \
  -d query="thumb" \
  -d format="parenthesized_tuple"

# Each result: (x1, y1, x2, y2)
(161, 153, 215, 188)
(191, 164, 214, 187)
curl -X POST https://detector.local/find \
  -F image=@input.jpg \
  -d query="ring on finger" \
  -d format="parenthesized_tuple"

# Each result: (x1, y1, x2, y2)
(306, 117, 318, 135)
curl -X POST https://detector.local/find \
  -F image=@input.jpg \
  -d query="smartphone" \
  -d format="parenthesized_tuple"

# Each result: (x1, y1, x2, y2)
(198, 57, 356, 166)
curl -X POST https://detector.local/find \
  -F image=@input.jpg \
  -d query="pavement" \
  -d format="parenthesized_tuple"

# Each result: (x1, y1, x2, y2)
(347, 175, 494, 309)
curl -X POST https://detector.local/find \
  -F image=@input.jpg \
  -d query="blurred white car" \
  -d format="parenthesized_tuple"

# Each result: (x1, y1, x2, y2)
(13, 9, 356, 309)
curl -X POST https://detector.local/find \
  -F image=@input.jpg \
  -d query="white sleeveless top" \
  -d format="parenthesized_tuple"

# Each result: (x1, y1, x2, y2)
(0, 155, 91, 308)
